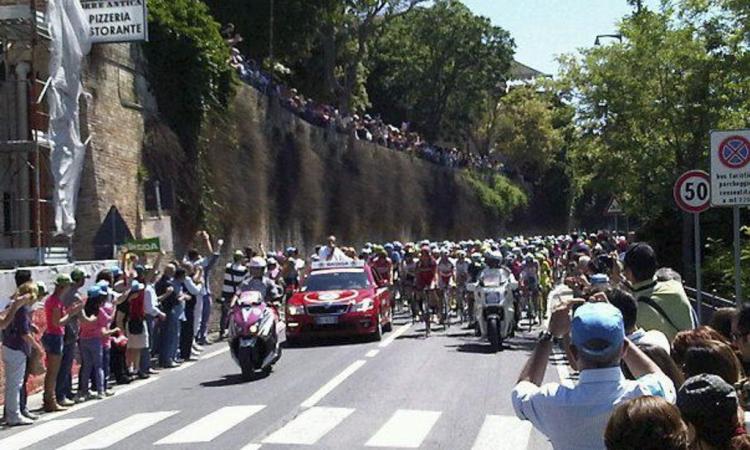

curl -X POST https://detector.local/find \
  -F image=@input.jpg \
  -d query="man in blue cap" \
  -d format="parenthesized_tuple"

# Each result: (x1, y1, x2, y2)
(511, 300, 676, 450)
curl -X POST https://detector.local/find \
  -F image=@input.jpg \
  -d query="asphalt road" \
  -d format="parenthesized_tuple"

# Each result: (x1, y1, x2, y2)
(0, 313, 563, 450)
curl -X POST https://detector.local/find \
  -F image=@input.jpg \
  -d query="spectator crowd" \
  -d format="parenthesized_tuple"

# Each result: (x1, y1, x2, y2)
(222, 24, 504, 173)
(0, 231, 225, 425)
(513, 233, 750, 450)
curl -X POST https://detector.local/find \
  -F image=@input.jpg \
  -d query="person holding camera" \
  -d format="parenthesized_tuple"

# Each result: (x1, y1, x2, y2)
(511, 297, 675, 449)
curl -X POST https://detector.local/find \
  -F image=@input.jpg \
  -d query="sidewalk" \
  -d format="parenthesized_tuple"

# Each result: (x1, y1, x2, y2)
(2, 332, 226, 424)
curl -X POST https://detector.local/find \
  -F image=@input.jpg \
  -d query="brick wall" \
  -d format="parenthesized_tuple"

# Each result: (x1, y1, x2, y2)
(73, 43, 154, 260)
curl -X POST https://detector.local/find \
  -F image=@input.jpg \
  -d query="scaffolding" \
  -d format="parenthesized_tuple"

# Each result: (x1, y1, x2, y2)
(0, 0, 66, 266)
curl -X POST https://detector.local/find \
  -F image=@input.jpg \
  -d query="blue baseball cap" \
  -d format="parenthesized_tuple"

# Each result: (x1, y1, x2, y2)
(109, 266, 123, 278)
(590, 273, 609, 286)
(130, 280, 145, 291)
(571, 302, 625, 359)
(87, 285, 103, 298)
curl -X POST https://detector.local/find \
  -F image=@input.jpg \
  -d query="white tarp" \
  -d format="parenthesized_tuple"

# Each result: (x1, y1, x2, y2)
(47, 0, 92, 237)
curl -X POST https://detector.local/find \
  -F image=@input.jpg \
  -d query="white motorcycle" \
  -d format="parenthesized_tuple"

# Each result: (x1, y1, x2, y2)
(468, 267, 517, 352)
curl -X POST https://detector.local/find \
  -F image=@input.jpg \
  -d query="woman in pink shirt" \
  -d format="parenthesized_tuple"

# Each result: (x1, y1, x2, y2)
(76, 286, 119, 401)
(41, 275, 82, 412)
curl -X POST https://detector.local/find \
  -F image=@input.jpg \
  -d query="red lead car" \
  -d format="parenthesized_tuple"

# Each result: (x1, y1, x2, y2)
(285, 260, 393, 343)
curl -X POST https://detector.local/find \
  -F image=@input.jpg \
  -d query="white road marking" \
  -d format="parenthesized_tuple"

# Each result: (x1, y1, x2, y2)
(172, 346, 230, 372)
(57, 411, 178, 450)
(0, 418, 91, 450)
(366, 349, 380, 357)
(365, 409, 442, 448)
(239, 444, 262, 450)
(36, 346, 229, 423)
(471, 415, 532, 450)
(262, 407, 354, 445)
(300, 360, 367, 408)
(378, 323, 411, 348)
(155, 405, 265, 444)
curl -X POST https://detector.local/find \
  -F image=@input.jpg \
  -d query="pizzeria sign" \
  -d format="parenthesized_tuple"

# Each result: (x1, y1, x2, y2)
(80, 0, 148, 44)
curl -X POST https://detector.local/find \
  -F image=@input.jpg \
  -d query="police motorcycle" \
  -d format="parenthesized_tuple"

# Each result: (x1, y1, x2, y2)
(467, 251, 517, 352)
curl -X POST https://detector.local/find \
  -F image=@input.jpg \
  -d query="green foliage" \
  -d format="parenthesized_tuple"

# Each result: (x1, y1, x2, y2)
(702, 228, 750, 300)
(142, 0, 235, 233)
(368, 0, 514, 142)
(475, 84, 565, 181)
(143, 0, 234, 144)
(462, 172, 527, 218)
(560, 1, 749, 224)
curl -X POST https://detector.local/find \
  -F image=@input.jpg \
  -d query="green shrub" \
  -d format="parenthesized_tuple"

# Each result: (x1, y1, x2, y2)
(143, 0, 234, 144)
(462, 171, 527, 218)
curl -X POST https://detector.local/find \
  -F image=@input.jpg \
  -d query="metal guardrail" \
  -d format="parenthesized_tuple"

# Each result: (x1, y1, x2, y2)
(684, 286, 735, 310)
(684, 286, 735, 324)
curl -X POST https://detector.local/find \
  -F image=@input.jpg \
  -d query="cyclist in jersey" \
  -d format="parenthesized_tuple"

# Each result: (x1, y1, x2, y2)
(371, 246, 393, 285)
(520, 255, 541, 324)
(454, 250, 470, 322)
(401, 248, 418, 320)
(436, 248, 455, 325)
(415, 246, 438, 336)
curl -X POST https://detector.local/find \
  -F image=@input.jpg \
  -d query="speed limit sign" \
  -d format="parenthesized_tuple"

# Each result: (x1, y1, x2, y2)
(674, 170, 711, 213)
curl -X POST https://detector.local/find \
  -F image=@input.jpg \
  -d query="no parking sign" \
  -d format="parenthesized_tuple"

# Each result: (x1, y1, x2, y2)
(710, 130, 750, 206)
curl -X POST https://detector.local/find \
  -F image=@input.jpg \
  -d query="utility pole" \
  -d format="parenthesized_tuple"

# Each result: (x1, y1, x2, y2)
(268, 0, 274, 64)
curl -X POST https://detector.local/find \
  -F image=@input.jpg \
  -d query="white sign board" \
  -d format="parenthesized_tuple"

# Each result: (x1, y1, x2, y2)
(80, 0, 148, 43)
(604, 197, 623, 215)
(710, 129, 750, 206)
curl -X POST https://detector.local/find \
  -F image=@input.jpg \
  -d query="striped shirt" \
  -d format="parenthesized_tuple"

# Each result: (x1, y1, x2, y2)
(222, 263, 248, 300)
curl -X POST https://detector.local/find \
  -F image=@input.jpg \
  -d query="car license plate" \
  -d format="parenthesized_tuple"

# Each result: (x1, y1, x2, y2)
(315, 315, 339, 325)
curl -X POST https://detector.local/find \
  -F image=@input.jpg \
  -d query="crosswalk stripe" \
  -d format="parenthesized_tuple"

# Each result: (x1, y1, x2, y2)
(155, 405, 266, 445)
(365, 409, 441, 448)
(57, 411, 178, 450)
(262, 406, 354, 445)
(300, 360, 367, 408)
(0, 418, 91, 450)
(471, 415, 533, 450)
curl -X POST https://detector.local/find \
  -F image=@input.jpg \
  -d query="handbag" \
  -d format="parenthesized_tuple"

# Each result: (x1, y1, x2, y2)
(127, 319, 145, 335)
(28, 346, 46, 376)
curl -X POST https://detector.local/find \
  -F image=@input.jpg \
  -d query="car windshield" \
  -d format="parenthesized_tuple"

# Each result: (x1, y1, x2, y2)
(302, 271, 370, 291)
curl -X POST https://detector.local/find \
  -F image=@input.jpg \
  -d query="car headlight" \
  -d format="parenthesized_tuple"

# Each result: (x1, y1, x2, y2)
(287, 304, 305, 315)
(352, 298, 374, 312)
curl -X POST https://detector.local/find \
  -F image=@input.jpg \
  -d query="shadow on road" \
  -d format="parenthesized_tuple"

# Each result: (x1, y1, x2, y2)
(284, 336, 372, 349)
(200, 374, 253, 387)
(445, 342, 502, 354)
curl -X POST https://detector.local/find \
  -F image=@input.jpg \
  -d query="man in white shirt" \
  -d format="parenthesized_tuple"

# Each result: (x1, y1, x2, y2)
(511, 301, 675, 450)
(318, 235, 348, 262)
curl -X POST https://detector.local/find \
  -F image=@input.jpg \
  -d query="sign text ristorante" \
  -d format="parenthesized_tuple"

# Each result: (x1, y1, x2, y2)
(80, 0, 148, 43)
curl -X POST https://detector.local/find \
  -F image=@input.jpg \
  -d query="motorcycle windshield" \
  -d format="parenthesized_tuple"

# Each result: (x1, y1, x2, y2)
(482, 269, 509, 287)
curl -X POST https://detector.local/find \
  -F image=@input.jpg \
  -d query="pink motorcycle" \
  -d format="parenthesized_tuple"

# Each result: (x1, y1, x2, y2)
(229, 291, 285, 379)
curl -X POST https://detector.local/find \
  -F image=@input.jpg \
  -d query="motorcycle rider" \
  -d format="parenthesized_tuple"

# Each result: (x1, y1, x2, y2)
(233, 257, 282, 306)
